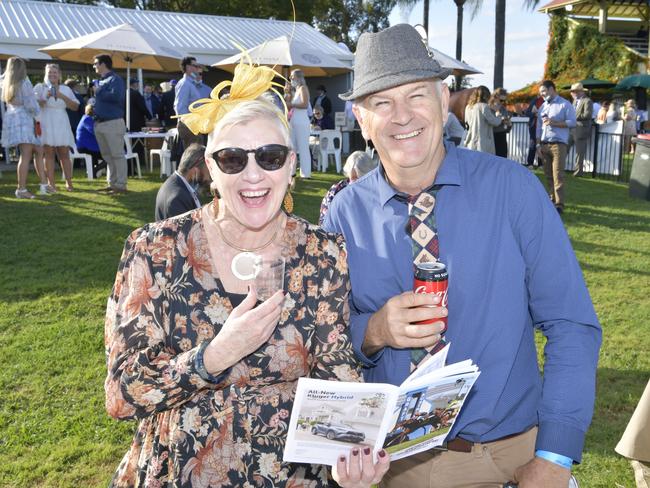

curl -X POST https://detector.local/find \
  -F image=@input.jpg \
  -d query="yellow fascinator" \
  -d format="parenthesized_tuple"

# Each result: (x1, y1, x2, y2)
(179, 51, 288, 135)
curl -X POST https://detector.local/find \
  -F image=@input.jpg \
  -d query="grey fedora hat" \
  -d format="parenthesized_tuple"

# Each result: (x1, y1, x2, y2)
(340, 24, 451, 101)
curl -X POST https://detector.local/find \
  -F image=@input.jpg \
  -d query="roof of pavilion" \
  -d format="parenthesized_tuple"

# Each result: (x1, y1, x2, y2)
(0, 0, 353, 66)
(538, 0, 650, 20)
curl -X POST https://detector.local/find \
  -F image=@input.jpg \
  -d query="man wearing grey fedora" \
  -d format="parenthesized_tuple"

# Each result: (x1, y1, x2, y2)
(322, 24, 601, 487)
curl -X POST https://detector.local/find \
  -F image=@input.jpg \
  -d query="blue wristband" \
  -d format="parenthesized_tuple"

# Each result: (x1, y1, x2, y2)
(535, 450, 573, 469)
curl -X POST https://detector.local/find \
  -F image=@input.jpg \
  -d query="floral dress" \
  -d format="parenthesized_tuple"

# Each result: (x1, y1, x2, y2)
(318, 179, 349, 226)
(105, 209, 361, 488)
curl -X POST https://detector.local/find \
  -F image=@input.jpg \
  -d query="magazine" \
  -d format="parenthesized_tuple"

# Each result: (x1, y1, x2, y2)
(283, 343, 480, 466)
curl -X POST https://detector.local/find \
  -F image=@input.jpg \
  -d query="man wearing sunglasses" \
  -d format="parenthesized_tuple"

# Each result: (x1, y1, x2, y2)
(323, 24, 601, 487)
(174, 56, 204, 150)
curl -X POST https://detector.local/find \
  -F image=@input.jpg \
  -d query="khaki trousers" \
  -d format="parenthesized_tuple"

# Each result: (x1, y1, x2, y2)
(631, 461, 650, 488)
(540, 142, 567, 209)
(95, 118, 128, 191)
(380, 428, 537, 488)
(573, 137, 588, 174)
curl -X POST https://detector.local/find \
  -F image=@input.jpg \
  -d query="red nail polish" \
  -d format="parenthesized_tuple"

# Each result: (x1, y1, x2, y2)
(378, 450, 386, 458)
(363, 447, 370, 455)
(339, 455, 346, 462)
(352, 448, 359, 456)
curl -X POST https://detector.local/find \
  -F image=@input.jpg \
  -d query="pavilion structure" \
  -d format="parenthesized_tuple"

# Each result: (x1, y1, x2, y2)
(539, 0, 650, 61)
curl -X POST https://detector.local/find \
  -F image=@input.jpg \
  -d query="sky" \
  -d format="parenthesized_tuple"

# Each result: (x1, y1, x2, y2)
(389, 0, 551, 91)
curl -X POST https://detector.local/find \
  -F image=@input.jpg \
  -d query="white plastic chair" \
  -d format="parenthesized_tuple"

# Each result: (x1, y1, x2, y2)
(318, 129, 342, 173)
(123, 134, 142, 178)
(150, 129, 177, 177)
(69, 143, 94, 180)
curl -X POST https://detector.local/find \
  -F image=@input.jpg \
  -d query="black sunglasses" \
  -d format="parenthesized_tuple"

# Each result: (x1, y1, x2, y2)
(212, 144, 289, 174)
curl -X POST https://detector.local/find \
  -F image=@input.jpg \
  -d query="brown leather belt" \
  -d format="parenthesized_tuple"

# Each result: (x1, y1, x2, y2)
(445, 437, 474, 453)
(443, 430, 529, 453)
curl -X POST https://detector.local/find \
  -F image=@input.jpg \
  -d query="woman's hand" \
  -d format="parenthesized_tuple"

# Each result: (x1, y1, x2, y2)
(203, 287, 284, 374)
(332, 447, 390, 488)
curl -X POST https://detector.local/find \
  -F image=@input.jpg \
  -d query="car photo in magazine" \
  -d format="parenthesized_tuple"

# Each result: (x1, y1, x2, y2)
(283, 343, 480, 466)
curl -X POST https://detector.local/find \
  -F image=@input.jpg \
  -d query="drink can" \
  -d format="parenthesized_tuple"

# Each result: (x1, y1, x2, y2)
(413, 261, 448, 332)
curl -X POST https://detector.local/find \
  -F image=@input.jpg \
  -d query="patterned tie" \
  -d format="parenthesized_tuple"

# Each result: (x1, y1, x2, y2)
(407, 189, 439, 265)
(406, 187, 447, 370)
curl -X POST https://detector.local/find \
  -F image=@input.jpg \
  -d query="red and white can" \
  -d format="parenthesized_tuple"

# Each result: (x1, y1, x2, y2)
(413, 261, 448, 332)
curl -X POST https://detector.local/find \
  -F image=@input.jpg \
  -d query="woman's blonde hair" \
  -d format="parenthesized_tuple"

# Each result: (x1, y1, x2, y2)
(467, 86, 491, 107)
(1, 57, 27, 103)
(207, 98, 292, 152)
(290, 69, 306, 87)
(44, 63, 61, 83)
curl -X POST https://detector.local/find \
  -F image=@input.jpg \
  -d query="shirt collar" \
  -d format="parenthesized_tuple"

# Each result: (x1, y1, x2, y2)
(376, 140, 462, 207)
(175, 171, 196, 194)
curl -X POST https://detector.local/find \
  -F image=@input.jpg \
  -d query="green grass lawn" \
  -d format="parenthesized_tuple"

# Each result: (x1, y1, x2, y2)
(0, 167, 648, 487)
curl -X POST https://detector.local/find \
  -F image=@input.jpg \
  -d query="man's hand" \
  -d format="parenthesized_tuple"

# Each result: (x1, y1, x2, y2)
(362, 291, 446, 355)
(513, 457, 571, 487)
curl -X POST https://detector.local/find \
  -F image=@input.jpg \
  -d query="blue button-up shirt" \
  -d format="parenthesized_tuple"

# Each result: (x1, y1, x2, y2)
(174, 74, 202, 116)
(197, 81, 212, 99)
(323, 143, 601, 462)
(537, 94, 576, 144)
(94, 71, 125, 121)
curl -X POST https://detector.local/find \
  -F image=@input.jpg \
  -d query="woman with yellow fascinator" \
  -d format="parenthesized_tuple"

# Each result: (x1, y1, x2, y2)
(104, 57, 390, 487)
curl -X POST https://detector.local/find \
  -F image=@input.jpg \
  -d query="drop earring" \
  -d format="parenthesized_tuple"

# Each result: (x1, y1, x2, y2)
(212, 191, 219, 216)
(283, 188, 294, 214)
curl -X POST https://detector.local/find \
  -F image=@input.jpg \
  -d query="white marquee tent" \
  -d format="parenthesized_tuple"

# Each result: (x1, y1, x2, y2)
(0, 0, 354, 69)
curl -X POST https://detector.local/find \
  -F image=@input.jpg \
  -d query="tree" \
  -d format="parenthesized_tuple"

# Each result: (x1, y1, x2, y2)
(493, 0, 505, 89)
(396, 0, 429, 33)
(312, 0, 397, 50)
(397, 0, 481, 90)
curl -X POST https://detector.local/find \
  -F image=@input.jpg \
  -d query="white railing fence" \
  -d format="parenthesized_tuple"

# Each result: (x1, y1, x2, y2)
(506, 118, 629, 181)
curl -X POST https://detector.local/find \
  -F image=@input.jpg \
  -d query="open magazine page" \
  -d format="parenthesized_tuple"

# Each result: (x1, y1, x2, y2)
(283, 378, 399, 466)
(382, 370, 480, 461)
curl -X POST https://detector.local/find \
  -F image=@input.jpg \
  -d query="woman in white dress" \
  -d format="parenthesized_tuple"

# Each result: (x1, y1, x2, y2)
(285, 69, 311, 178)
(0, 57, 48, 199)
(34, 64, 79, 192)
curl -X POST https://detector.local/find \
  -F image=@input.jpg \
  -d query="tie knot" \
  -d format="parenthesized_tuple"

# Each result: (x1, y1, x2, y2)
(410, 191, 436, 211)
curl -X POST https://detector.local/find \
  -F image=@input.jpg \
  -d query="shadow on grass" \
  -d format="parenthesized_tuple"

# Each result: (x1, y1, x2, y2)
(584, 367, 650, 456)
(570, 237, 650, 259)
(568, 204, 650, 233)
(0, 177, 160, 302)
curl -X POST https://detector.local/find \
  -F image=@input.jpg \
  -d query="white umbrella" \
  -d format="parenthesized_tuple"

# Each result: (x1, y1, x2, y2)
(213, 35, 352, 77)
(39, 23, 183, 130)
(428, 47, 482, 76)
